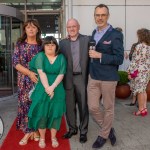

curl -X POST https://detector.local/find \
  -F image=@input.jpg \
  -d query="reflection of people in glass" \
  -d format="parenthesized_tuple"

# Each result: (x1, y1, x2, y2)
(12, 19, 42, 145)
(127, 28, 150, 117)
(28, 36, 67, 148)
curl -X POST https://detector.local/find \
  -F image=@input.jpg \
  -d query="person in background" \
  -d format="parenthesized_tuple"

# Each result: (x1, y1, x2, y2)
(12, 19, 42, 145)
(126, 41, 139, 106)
(127, 28, 150, 117)
(115, 27, 129, 71)
(60, 18, 89, 143)
(87, 4, 124, 149)
(28, 36, 66, 148)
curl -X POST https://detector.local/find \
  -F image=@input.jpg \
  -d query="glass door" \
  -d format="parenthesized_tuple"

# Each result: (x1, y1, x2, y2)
(0, 16, 21, 97)
(0, 16, 12, 97)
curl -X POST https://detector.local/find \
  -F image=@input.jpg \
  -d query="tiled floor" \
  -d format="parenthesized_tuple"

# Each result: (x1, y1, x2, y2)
(0, 95, 150, 150)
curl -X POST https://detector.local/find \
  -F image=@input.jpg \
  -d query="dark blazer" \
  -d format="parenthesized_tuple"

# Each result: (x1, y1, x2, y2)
(59, 34, 90, 90)
(89, 26, 124, 81)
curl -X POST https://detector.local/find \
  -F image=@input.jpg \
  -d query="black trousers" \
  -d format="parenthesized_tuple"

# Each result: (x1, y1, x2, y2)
(65, 75, 89, 135)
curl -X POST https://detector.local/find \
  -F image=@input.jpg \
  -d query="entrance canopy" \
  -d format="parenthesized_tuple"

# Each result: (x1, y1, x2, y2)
(0, 0, 62, 10)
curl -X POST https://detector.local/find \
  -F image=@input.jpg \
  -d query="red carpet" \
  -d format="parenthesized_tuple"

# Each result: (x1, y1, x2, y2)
(0, 116, 70, 150)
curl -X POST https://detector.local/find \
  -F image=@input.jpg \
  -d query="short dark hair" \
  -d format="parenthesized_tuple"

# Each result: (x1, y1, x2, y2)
(95, 4, 109, 15)
(42, 36, 60, 55)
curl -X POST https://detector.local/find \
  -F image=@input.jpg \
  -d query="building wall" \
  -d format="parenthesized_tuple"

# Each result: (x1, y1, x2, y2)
(64, 0, 150, 70)
(65, 0, 150, 50)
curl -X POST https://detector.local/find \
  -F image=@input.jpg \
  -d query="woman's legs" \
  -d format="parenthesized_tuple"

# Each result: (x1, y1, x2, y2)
(143, 92, 147, 109)
(132, 95, 137, 104)
(51, 128, 59, 148)
(126, 93, 137, 106)
(39, 129, 46, 139)
(138, 92, 145, 111)
(134, 92, 147, 116)
(38, 129, 46, 148)
(33, 131, 40, 141)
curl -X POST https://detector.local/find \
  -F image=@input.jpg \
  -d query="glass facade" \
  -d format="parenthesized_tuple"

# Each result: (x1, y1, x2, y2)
(0, 7, 23, 97)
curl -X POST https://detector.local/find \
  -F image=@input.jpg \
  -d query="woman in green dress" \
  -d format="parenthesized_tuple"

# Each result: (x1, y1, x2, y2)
(28, 36, 66, 148)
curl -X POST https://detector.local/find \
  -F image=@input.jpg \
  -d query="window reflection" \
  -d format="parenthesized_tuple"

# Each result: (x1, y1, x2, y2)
(0, 16, 21, 97)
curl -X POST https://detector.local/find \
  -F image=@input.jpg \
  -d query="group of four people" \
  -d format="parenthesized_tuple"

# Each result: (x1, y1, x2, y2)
(12, 3, 149, 149)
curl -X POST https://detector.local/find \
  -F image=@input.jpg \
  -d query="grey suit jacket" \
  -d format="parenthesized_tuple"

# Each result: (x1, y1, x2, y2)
(59, 34, 90, 90)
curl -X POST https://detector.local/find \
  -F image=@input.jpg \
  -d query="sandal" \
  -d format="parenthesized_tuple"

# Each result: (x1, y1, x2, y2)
(34, 136, 40, 141)
(144, 108, 148, 115)
(19, 133, 33, 145)
(133, 109, 146, 117)
(39, 138, 46, 148)
(34, 132, 40, 141)
(52, 138, 59, 148)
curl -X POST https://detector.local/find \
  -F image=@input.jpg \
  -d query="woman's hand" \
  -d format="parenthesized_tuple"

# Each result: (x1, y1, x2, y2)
(45, 86, 55, 96)
(50, 92, 54, 99)
(128, 74, 132, 80)
(29, 71, 38, 83)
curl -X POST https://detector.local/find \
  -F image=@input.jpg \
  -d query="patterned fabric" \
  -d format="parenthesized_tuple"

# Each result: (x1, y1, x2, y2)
(127, 43, 150, 95)
(12, 42, 41, 133)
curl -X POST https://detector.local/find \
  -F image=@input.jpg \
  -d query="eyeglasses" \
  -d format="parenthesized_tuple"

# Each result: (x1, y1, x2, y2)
(94, 14, 108, 18)
(67, 25, 77, 29)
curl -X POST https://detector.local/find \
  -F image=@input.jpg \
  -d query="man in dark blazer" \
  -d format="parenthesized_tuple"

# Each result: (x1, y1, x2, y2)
(59, 18, 89, 143)
(87, 4, 124, 149)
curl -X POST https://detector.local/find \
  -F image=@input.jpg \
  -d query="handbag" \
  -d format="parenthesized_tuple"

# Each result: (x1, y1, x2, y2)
(130, 69, 138, 78)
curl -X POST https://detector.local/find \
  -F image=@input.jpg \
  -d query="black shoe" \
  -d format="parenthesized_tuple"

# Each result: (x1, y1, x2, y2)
(125, 102, 136, 106)
(79, 134, 87, 143)
(62, 130, 78, 139)
(92, 136, 106, 149)
(125, 99, 137, 106)
(108, 128, 116, 146)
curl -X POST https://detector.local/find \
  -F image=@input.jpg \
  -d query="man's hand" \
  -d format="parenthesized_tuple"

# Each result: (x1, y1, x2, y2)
(89, 50, 102, 58)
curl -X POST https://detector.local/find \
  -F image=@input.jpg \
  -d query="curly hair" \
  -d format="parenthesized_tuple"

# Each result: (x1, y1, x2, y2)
(17, 19, 42, 45)
(137, 28, 150, 46)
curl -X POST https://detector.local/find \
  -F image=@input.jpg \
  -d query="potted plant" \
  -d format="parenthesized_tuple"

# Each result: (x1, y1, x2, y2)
(115, 71, 131, 99)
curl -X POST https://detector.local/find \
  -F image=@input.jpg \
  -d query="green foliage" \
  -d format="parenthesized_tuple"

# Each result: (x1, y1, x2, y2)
(118, 71, 129, 85)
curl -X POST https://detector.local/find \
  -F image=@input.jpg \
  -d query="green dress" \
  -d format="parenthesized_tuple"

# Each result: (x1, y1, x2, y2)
(28, 52, 66, 130)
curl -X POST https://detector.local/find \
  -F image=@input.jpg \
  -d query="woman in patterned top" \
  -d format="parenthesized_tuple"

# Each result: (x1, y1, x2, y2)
(127, 28, 150, 116)
(12, 19, 42, 145)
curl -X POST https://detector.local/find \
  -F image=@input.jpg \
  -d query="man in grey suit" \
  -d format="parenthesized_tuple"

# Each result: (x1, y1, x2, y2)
(59, 18, 89, 143)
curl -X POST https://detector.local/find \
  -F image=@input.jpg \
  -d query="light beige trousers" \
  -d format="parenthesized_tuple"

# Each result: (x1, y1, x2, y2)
(87, 75, 117, 139)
